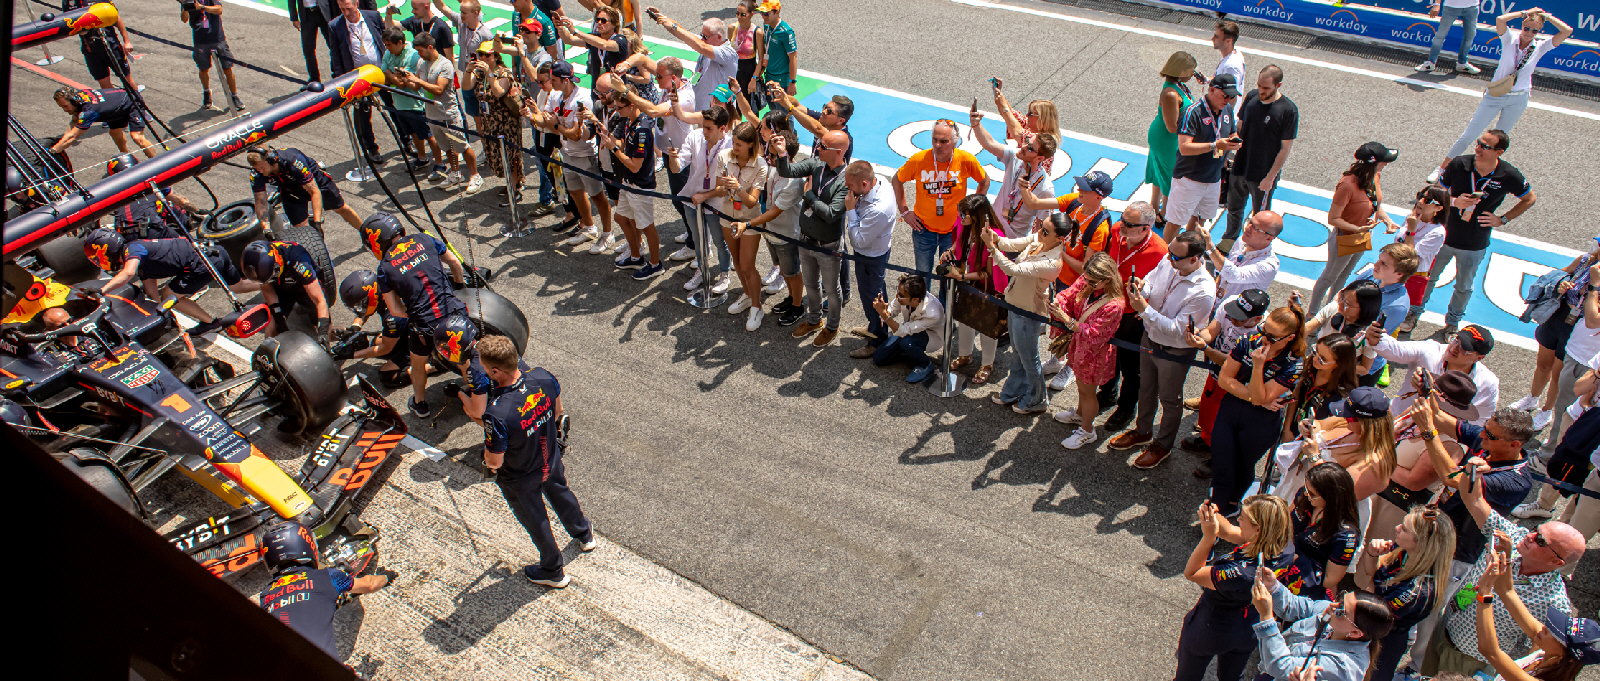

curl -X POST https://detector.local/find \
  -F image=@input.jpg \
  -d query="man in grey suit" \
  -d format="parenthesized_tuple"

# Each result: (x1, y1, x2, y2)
(773, 129, 852, 348)
(327, 0, 384, 161)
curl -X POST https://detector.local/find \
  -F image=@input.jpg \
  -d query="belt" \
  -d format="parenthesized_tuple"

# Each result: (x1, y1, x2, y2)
(801, 236, 839, 248)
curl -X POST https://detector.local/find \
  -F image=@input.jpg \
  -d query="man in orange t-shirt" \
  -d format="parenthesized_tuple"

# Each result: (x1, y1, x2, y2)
(1020, 170, 1117, 287)
(893, 119, 989, 277)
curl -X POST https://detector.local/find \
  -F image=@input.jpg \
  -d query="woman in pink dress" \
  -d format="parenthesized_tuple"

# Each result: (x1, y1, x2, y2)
(1050, 252, 1126, 450)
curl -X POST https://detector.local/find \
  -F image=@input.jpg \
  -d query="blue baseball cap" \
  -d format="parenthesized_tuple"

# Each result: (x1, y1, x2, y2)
(1074, 170, 1114, 197)
(1547, 607, 1600, 666)
(1339, 386, 1391, 419)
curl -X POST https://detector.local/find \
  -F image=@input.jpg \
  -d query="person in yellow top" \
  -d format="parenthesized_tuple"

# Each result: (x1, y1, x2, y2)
(893, 119, 989, 278)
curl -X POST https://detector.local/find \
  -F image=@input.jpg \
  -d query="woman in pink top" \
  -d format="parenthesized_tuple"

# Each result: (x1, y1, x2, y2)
(730, 1, 759, 98)
(943, 194, 1007, 385)
(1049, 252, 1126, 449)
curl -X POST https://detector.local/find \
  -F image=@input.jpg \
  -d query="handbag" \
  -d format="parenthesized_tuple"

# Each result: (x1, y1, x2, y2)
(950, 241, 1009, 339)
(1047, 293, 1112, 356)
(1486, 37, 1540, 97)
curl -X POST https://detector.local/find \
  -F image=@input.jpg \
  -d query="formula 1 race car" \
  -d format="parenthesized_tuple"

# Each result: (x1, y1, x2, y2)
(1, 265, 401, 578)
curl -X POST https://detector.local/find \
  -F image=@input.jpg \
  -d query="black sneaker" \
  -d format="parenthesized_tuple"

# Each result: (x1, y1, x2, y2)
(230, 93, 246, 112)
(524, 565, 569, 588)
(553, 218, 583, 237)
(407, 397, 432, 419)
(1103, 409, 1134, 433)
(615, 255, 646, 270)
(631, 262, 665, 280)
(407, 157, 430, 171)
(200, 90, 217, 111)
(776, 302, 804, 327)
(529, 202, 555, 217)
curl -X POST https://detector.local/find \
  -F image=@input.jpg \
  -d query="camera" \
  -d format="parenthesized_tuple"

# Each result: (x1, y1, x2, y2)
(646, 7, 661, 21)
(181, 0, 198, 13)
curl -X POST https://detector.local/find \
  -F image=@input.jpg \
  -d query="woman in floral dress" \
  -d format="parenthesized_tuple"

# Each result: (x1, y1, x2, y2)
(1050, 251, 1125, 450)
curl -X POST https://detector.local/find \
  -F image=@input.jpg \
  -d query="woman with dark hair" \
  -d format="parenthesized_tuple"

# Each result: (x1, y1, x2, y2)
(1309, 142, 1400, 311)
(1249, 565, 1396, 680)
(1209, 302, 1307, 517)
(1286, 463, 1360, 600)
(1307, 279, 1383, 341)
(1363, 505, 1457, 680)
(1279, 333, 1360, 443)
(1511, 239, 1599, 432)
(1175, 495, 1295, 681)
(942, 194, 1007, 385)
(1393, 185, 1450, 334)
(1476, 541, 1600, 681)
(1145, 51, 1196, 217)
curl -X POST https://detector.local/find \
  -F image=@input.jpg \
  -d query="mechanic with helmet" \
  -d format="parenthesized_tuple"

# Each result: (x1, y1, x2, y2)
(256, 522, 389, 658)
(363, 212, 468, 419)
(84, 228, 253, 336)
(49, 86, 156, 159)
(246, 146, 363, 236)
(104, 155, 204, 241)
(238, 240, 331, 343)
(432, 313, 514, 425)
(332, 269, 411, 387)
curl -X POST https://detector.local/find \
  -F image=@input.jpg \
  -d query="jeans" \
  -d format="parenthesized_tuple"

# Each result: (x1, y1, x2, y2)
(690, 207, 732, 274)
(800, 241, 842, 329)
(534, 132, 558, 204)
(1427, 4, 1479, 66)
(297, 6, 331, 82)
(999, 312, 1045, 411)
(1222, 172, 1276, 242)
(1309, 235, 1364, 312)
(911, 228, 955, 277)
(1134, 337, 1196, 449)
(1420, 244, 1487, 325)
(494, 456, 592, 572)
(855, 251, 889, 342)
(872, 332, 931, 369)
(1445, 90, 1531, 158)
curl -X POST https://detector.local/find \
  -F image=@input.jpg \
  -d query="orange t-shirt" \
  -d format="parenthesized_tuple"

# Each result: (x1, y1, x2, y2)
(895, 149, 986, 235)
(1053, 192, 1112, 285)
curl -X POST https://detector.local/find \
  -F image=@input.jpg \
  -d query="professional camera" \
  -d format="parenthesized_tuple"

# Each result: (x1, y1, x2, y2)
(180, 0, 199, 14)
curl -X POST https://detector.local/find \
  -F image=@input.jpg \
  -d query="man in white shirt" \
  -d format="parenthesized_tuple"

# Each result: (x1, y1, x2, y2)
(1367, 323, 1500, 425)
(1205, 210, 1281, 303)
(649, 9, 738, 111)
(870, 275, 945, 384)
(1197, 21, 1245, 105)
(842, 161, 897, 359)
(548, 61, 618, 254)
(970, 121, 1057, 239)
(1114, 231, 1216, 469)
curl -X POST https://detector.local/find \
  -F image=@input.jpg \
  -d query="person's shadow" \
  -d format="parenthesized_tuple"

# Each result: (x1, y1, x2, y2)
(420, 562, 552, 654)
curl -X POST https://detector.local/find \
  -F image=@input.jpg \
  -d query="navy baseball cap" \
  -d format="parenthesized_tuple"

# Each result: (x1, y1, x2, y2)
(1074, 170, 1114, 197)
(1224, 289, 1269, 322)
(1339, 386, 1391, 419)
(551, 61, 575, 80)
(1547, 607, 1600, 666)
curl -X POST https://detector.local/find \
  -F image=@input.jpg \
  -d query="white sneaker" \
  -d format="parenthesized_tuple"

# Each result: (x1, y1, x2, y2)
(1533, 409, 1554, 430)
(1041, 356, 1065, 376)
(668, 246, 695, 262)
(728, 294, 752, 315)
(1414, 60, 1436, 73)
(1427, 167, 1443, 185)
(683, 271, 705, 291)
(1060, 428, 1097, 450)
(601, 233, 625, 254)
(745, 307, 764, 332)
(1510, 394, 1540, 411)
(1052, 407, 1080, 425)
(615, 247, 637, 265)
(1048, 368, 1075, 392)
(710, 272, 732, 295)
(763, 265, 782, 286)
(674, 231, 689, 244)
(762, 279, 785, 295)
(446, 170, 465, 187)
(464, 174, 485, 194)
(588, 233, 616, 255)
(561, 227, 598, 248)
(1456, 62, 1482, 75)
(688, 258, 700, 270)
(1512, 502, 1554, 520)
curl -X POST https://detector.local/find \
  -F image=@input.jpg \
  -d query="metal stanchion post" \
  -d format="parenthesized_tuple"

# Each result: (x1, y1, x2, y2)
(686, 206, 727, 309)
(23, 3, 65, 66)
(927, 278, 967, 397)
(341, 107, 376, 183)
(498, 136, 529, 237)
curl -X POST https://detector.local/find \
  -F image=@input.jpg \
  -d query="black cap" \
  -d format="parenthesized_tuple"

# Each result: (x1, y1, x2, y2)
(1356, 141, 1399, 164)
(1456, 325, 1494, 355)
(1339, 386, 1391, 419)
(1224, 289, 1270, 322)
(1210, 72, 1241, 97)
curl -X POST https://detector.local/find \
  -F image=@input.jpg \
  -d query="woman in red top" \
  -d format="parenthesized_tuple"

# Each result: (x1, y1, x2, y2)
(1049, 252, 1126, 450)
(943, 195, 1007, 385)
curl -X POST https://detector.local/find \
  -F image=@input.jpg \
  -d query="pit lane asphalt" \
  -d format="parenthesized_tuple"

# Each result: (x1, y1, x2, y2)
(8, 0, 1598, 678)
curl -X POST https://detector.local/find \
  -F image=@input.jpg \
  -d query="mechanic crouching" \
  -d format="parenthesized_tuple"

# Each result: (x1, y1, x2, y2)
(83, 228, 257, 336)
(364, 213, 468, 419)
(238, 240, 330, 343)
(256, 523, 389, 659)
(333, 270, 413, 388)
(105, 154, 205, 241)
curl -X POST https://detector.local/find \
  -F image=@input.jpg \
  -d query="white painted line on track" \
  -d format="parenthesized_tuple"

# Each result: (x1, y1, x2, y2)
(949, 0, 1600, 122)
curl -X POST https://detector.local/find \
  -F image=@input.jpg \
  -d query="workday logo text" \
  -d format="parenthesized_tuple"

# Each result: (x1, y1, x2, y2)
(1240, 0, 1294, 22)
(1314, 9, 1369, 35)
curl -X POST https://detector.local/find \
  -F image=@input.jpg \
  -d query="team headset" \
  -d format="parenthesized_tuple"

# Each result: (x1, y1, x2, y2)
(247, 146, 282, 167)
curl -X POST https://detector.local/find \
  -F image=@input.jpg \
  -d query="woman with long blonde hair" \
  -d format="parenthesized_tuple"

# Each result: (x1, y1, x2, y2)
(1049, 252, 1125, 450)
(1364, 505, 1456, 680)
(1177, 495, 1293, 681)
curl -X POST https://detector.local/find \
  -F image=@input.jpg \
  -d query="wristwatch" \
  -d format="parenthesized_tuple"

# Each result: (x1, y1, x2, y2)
(1420, 428, 1438, 441)
(1477, 594, 1496, 605)
(1498, 214, 1514, 224)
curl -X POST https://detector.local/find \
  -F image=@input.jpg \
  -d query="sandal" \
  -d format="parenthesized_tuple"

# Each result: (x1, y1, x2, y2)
(949, 356, 972, 372)
(971, 364, 994, 385)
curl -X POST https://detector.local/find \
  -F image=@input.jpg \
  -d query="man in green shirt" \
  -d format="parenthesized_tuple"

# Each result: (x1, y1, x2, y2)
(381, 27, 441, 172)
(757, 1, 797, 95)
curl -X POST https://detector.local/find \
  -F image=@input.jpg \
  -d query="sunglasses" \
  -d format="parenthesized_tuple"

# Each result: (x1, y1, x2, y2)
(1257, 325, 1292, 344)
(1168, 250, 1195, 263)
(1476, 141, 1504, 151)
(595, 17, 612, 24)
(1122, 221, 1152, 229)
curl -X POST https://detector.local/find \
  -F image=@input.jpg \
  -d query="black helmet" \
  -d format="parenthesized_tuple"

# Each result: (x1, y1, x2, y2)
(239, 240, 281, 282)
(262, 522, 318, 572)
(83, 228, 127, 272)
(339, 269, 381, 317)
(361, 212, 405, 258)
(105, 153, 138, 177)
(434, 313, 479, 364)
(0, 399, 28, 429)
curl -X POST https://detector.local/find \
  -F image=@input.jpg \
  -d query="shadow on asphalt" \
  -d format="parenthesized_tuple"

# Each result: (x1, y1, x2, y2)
(421, 562, 551, 654)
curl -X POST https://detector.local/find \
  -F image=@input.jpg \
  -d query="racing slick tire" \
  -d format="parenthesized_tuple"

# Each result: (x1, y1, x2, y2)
(253, 331, 344, 436)
(35, 231, 97, 284)
(459, 288, 529, 355)
(273, 220, 337, 300)
(196, 199, 266, 265)
(58, 448, 140, 516)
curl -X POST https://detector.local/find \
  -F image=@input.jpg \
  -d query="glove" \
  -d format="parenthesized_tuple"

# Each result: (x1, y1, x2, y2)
(269, 303, 288, 334)
(315, 317, 332, 346)
(308, 218, 324, 232)
(442, 380, 461, 401)
(450, 278, 466, 290)
(329, 332, 370, 361)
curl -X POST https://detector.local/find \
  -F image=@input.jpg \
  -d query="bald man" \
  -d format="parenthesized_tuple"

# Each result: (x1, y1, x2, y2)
(1204, 209, 1282, 302)
(774, 129, 853, 346)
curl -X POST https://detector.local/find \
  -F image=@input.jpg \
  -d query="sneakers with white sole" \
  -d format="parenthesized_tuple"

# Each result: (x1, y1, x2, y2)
(763, 278, 785, 295)
(587, 234, 615, 255)
(745, 307, 764, 331)
(446, 170, 464, 187)
(1511, 502, 1554, 520)
(1047, 368, 1075, 391)
(683, 271, 705, 291)
(710, 272, 732, 295)
(668, 246, 695, 261)
(1041, 356, 1065, 376)
(674, 231, 689, 244)
(763, 265, 782, 286)
(615, 248, 637, 265)
(561, 227, 598, 248)
(1533, 409, 1554, 430)
(1052, 407, 1080, 425)
(1414, 60, 1436, 73)
(1427, 167, 1443, 185)
(728, 294, 753, 315)
(1509, 394, 1539, 411)
(464, 174, 485, 194)
(1456, 62, 1481, 75)
(1060, 428, 1097, 450)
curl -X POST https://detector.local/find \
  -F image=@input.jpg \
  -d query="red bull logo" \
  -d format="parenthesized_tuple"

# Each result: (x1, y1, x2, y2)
(85, 242, 112, 271)
(271, 572, 307, 587)
(517, 392, 543, 416)
(441, 330, 465, 363)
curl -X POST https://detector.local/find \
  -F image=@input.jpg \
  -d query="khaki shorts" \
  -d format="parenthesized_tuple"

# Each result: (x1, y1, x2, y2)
(614, 187, 655, 226)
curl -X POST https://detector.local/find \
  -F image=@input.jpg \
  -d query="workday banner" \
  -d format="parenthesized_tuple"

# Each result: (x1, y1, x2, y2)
(1152, 0, 1600, 80)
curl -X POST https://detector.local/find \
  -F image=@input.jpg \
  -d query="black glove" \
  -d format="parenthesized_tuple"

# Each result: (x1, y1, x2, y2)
(308, 218, 324, 233)
(269, 303, 288, 334)
(188, 318, 223, 336)
(315, 317, 332, 345)
(329, 332, 370, 361)
(450, 278, 466, 290)
(442, 380, 462, 401)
